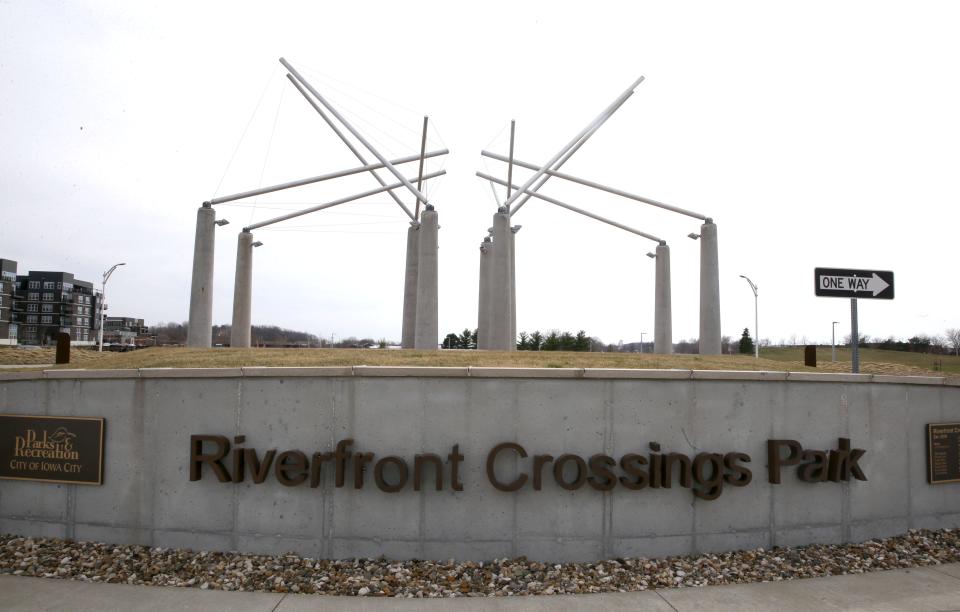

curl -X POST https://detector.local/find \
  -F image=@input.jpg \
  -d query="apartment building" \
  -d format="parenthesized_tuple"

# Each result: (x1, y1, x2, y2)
(11, 269, 101, 346)
(0, 259, 16, 345)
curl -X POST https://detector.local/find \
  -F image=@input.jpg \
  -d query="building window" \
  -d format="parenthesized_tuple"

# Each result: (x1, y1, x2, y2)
(43, 281, 55, 290)
(41, 304, 53, 313)
(28, 292, 38, 301)
(84, 296, 91, 305)
(27, 304, 38, 313)
(26, 315, 37, 324)
(56, 282, 62, 289)
(28, 281, 39, 289)
(41, 315, 52, 324)
(42, 292, 53, 301)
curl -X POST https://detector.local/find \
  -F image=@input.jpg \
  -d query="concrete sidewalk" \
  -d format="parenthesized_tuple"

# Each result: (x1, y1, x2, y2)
(2, 564, 960, 611)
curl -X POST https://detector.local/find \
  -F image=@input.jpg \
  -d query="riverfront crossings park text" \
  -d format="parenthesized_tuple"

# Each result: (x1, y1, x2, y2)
(190, 436, 868, 500)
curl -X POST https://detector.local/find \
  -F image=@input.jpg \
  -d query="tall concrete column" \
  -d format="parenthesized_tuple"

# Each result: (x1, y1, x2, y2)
(401, 223, 420, 349)
(509, 226, 519, 350)
(699, 220, 721, 355)
(477, 237, 492, 350)
(413, 206, 438, 349)
(654, 243, 673, 354)
(489, 208, 514, 351)
(187, 203, 216, 347)
(230, 231, 253, 348)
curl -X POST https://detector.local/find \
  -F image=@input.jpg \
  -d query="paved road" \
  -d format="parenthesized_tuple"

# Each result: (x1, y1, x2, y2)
(2, 564, 960, 611)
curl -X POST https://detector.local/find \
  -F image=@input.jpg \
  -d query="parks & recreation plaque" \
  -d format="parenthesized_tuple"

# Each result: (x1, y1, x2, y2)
(0, 414, 105, 485)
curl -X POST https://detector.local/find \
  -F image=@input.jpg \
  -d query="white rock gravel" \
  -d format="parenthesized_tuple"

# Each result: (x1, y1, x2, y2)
(2, 529, 959, 597)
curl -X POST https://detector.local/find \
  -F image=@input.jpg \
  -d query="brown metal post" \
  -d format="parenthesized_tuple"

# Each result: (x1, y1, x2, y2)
(55, 333, 71, 364)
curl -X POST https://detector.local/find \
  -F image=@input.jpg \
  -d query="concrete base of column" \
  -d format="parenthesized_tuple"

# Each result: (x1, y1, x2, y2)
(654, 243, 673, 354)
(187, 204, 216, 348)
(413, 207, 438, 350)
(699, 221, 721, 355)
(230, 231, 253, 348)
(401, 224, 419, 349)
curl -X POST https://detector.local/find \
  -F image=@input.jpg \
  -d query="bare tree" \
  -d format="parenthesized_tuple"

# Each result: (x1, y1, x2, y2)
(946, 328, 960, 356)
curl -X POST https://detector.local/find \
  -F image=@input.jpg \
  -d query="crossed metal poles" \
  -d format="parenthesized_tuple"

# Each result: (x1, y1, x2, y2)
(475, 78, 721, 355)
(186, 58, 448, 349)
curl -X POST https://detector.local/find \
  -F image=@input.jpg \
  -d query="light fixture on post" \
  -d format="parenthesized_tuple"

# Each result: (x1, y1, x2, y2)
(215, 219, 230, 227)
(252, 241, 263, 247)
(688, 233, 700, 240)
(739, 275, 759, 359)
(646, 252, 656, 259)
(98, 262, 126, 352)
(832, 320, 840, 362)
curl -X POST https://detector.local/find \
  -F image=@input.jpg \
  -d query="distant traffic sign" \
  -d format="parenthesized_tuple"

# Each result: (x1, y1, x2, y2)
(814, 267, 894, 300)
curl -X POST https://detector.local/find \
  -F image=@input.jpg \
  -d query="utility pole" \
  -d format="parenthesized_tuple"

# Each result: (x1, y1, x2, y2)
(98, 262, 125, 352)
(739, 275, 759, 359)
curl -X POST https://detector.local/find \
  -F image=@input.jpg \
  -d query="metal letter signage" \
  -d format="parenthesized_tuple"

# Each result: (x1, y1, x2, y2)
(0, 414, 105, 485)
(814, 267, 894, 299)
(927, 423, 960, 484)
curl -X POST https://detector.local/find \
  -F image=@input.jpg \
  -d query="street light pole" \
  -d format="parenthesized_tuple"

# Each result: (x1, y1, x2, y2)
(832, 321, 839, 362)
(640, 332, 646, 354)
(98, 262, 126, 352)
(739, 275, 759, 359)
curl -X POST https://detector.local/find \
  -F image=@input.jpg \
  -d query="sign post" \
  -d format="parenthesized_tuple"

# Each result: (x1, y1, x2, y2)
(814, 267, 894, 374)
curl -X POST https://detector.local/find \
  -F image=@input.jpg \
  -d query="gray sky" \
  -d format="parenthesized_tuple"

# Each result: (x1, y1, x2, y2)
(2, 1, 958, 346)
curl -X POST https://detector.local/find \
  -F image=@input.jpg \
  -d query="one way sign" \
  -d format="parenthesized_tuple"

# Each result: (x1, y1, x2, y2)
(814, 267, 895, 299)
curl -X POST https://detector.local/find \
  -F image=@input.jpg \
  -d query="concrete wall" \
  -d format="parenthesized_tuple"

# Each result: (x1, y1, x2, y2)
(1, 367, 958, 562)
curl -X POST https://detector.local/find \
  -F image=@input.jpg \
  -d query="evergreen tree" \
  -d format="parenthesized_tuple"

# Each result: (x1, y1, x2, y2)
(517, 331, 529, 350)
(574, 330, 589, 352)
(529, 330, 543, 351)
(543, 331, 560, 351)
(739, 328, 755, 355)
(442, 333, 460, 349)
(459, 328, 475, 349)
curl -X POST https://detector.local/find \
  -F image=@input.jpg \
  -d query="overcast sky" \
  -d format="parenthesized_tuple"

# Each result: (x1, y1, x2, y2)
(2, 1, 958, 346)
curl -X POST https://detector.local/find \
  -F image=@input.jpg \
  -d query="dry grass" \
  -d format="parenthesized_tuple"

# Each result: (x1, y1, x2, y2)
(0, 346, 955, 378)
(0, 347, 115, 366)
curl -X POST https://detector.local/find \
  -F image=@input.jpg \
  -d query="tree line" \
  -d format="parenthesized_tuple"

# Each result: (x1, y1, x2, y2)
(152, 322, 322, 347)
(441, 329, 596, 351)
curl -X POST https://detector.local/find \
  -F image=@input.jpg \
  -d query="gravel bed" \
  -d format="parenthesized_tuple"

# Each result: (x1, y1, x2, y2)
(2, 529, 959, 597)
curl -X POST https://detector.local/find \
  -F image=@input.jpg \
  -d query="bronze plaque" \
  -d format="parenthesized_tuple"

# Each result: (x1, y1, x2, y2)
(927, 422, 960, 485)
(0, 414, 105, 485)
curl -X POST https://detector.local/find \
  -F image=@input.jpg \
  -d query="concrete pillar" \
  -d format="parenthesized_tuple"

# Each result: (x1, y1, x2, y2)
(489, 209, 514, 351)
(401, 223, 420, 349)
(413, 206, 438, 349)
(187, 204, 216, 347)
(654, 243, 673, 354)
(509, 226, 519, 350)
(699, 221, 721, 355)
(230, 231, 253, 348)
(477, 237, 492, 350)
